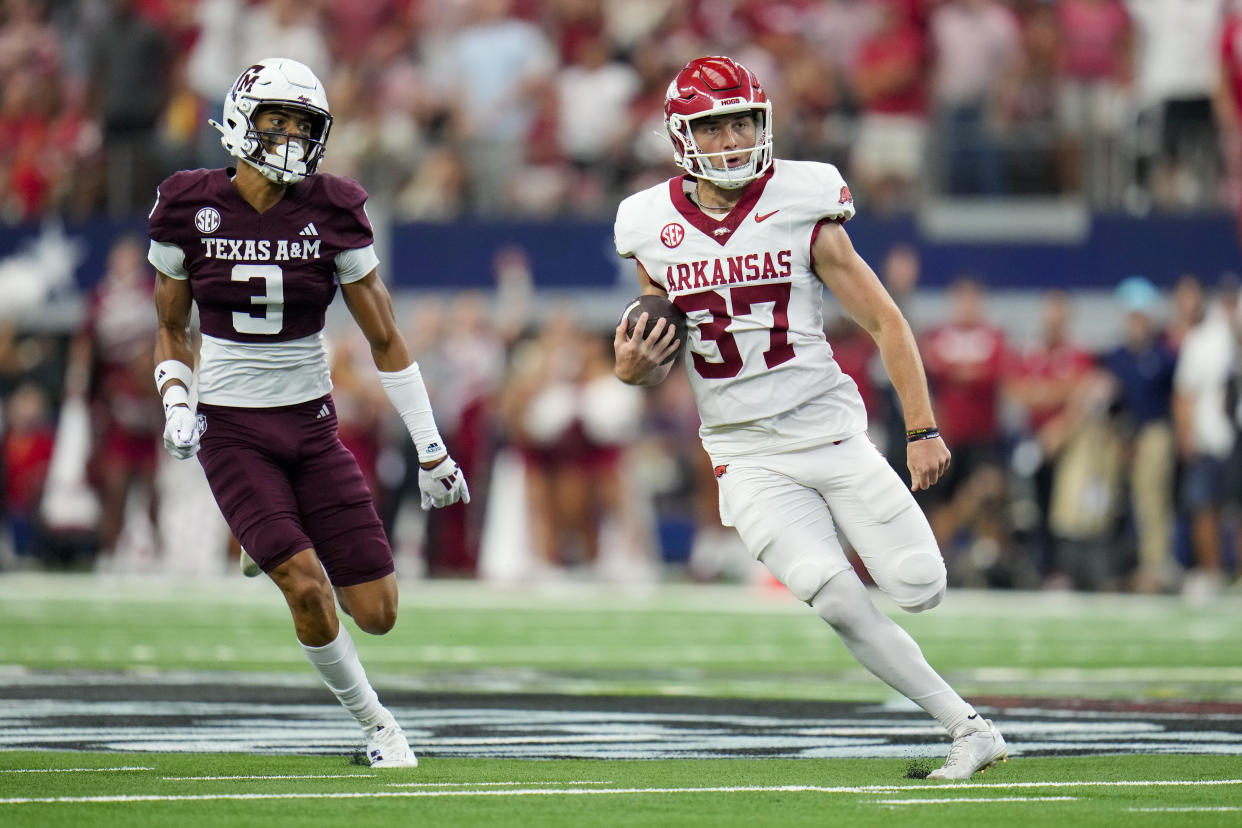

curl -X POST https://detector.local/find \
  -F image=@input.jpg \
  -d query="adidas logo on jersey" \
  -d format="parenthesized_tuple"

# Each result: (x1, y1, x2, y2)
(300, 223, 319, 237)
(316, 403, 330, 419)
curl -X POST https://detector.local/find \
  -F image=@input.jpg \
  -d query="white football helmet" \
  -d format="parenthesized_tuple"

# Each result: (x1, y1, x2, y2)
(210, 58, 332, 185)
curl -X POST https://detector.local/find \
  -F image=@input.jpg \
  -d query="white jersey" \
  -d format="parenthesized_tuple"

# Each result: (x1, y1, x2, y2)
(614, 159, 868, 459)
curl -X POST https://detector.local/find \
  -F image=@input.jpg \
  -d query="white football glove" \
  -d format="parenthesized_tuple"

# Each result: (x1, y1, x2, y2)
(163, 406, 206, 460)
(418, 456, 470, 510)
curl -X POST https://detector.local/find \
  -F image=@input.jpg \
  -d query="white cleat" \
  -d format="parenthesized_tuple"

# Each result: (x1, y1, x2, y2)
(926, 718, 1008, 780)
(239, 548, 261, 578)
(366, 721, 419, 768)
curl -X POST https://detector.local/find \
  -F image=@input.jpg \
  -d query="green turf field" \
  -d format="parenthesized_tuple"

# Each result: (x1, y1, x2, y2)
(1, 573, 1240, 826)
(2, 752, 1240, 827)
(1, 574, 1239, 701)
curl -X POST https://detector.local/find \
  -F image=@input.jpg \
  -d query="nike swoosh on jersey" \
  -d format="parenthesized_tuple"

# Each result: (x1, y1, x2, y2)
(755, 210, 779, 222)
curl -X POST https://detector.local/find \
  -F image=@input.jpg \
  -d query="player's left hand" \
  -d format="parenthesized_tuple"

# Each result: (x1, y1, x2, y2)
(908, 437, 951, 492)
(419, 455, 470, 510)
(163, 406, 206, 460)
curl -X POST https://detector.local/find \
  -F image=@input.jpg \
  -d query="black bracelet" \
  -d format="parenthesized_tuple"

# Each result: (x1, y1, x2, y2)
(906, 427, 940, 443)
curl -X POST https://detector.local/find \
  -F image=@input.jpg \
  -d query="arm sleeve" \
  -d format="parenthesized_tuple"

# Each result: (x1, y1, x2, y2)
(335, 244, 380, 284)
(148, 240, 188, 279)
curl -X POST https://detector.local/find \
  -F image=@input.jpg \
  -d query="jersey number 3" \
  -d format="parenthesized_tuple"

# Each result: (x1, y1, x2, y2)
(674, 283, 795, 379)
(231, 264, 284, 335)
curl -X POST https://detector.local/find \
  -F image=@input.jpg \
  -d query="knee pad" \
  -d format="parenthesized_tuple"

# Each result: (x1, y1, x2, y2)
(759, 545, 850, 604)
(903, 583, 946, 613)
(881, 546, 947, 612)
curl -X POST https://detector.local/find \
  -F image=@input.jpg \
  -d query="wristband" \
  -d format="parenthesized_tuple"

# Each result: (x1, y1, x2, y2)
(162, 384, 190, 415)
(154, 359, 194, 393)
(906, 427, 940, 443)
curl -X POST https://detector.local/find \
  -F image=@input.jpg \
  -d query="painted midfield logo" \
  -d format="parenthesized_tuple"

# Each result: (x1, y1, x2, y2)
(195, 207, 222, 234)
(5, 681, 1238, 760)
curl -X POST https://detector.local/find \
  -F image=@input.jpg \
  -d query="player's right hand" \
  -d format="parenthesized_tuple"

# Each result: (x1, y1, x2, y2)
(908, 436, 951, 492)
(613, 313, 678, 385)
(163, 406, 205, 460)
(419, 455, 470, 510)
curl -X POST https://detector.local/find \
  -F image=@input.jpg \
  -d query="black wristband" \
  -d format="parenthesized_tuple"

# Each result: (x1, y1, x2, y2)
(906, 427, 940, 443)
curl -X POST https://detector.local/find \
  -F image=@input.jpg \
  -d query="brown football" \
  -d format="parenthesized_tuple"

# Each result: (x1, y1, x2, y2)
(622, 294, 688, 365)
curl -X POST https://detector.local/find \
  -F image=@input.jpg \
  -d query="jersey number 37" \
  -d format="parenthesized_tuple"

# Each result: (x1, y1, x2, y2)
(673, 283, 794, 379)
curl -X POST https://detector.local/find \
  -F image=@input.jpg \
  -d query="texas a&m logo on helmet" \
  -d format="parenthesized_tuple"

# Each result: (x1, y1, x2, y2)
(232, 64, 265, 96)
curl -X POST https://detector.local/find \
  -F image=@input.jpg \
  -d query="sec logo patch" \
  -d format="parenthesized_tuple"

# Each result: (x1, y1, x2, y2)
(195, 207, 222, 234)
(660, 222, 685, 248)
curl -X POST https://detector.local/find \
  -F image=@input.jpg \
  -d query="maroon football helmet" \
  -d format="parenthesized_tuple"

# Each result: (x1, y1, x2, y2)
(664, 56, 773, 189)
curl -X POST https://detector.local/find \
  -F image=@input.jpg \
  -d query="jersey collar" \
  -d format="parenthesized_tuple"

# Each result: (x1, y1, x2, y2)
(668, 167, 774, 247)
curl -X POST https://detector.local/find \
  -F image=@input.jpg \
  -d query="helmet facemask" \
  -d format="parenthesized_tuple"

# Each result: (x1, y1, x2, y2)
(663, 56, 775, 189)
(668, 104, 773, 189)
(243, 105, 331, 186)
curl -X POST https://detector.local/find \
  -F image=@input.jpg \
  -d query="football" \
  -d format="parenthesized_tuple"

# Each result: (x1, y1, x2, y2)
(621, 294, 688, 364)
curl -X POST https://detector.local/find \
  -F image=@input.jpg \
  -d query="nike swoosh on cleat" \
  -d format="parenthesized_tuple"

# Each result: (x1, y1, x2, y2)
(755, 210, 779, 222)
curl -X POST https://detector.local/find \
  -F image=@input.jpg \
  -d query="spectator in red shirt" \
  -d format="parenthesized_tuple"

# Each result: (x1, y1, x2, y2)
(1005, 290, 1097, 577)
(1055, 0, 1131, 201)
(2, 382, 55, 559)
(68, 234, 162, 563)
(851, 0, 928, 212)
(1216, 5, 1242, 244)
(920, 276, 1010, 574)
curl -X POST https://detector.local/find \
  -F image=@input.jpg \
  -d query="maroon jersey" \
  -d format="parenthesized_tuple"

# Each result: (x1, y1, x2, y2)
(147, 168, 373, 343)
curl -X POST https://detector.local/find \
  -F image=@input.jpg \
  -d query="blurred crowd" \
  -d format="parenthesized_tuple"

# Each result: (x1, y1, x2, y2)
(4, 0, 1242, 223)
(2, 230, 1241, 600)
(3, 0, 1242, 597)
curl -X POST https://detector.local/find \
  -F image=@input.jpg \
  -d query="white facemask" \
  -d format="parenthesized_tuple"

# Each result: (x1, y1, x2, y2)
(252, 140, 307, 184)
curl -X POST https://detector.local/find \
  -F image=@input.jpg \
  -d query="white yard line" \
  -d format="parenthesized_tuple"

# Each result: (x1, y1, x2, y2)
(162, 774, 374, 781)
(898, 779, 1242, 790)
(386, 781, 612, 788)
(0, 767, 152, 774)
(2, 779, 1239, 805)
(1129, 807, 1242, 813)
(879, 797, 1078, 805)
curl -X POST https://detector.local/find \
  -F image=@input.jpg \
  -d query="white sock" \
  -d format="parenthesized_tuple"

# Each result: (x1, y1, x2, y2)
(810, 572, 980, 737)
(301, 626, 387, 733)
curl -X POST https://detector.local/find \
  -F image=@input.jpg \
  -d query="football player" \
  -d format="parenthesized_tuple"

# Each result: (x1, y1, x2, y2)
(612, 56, 1007, 779)
(149, 58, 469, 768)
